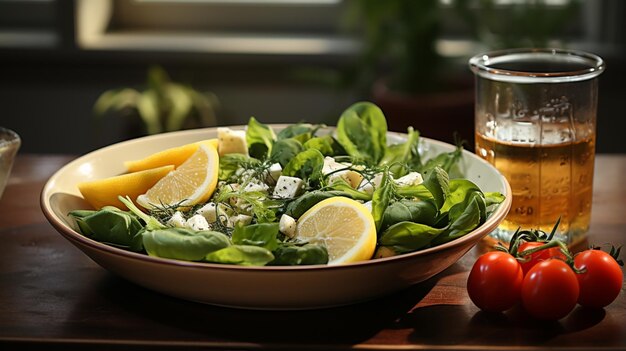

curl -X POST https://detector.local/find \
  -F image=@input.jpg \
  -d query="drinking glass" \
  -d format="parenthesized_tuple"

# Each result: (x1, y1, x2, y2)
(0, 127, 21, 199)
(469, 48, 605, 245)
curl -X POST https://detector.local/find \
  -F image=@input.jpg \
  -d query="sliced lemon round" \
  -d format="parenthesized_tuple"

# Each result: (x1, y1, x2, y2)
(296, 197, 377, 265)
(124, 139, 218, 173)
(78, 165, 174, 210)
(136, 144, 219, 209)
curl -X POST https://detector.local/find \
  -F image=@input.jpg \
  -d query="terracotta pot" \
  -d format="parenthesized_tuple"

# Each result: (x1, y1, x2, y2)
(372, 79, 475, 150)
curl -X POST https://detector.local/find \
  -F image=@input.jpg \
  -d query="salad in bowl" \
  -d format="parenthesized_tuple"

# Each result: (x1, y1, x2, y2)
(67, 102, 504, 267)
(42, 101, 510, 308)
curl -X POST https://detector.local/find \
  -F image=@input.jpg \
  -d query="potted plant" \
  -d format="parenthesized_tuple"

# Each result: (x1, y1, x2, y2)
(93, 66, 219, 137)
(347, 0, 580, 148)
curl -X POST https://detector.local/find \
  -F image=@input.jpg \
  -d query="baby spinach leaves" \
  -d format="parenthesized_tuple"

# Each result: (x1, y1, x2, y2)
(270, 139, 304, 168)
(282, 148, 324, 182)
(232, 222, 279, 251)
(379, 127, 421, 177)
(246, 117, 276, 160)
(69, 206, 144, 251)
(336, 101, 388, 164)
(142, 228, 231, 261)
(205, 245, 275, 266)
(270, 243, 328, 265)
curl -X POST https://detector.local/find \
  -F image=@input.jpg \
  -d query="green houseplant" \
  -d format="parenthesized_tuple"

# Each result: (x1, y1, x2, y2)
(94, 66, 219, 136)
(346, 0, 580, 147)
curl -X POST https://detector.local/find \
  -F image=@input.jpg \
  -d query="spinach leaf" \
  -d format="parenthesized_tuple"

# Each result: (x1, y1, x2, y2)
(324, 179, 371, 201)
(439, 179, 481, 215)
(485, 192, 506, 207)
(379, 127, 421, 177)
(285, 190, 349, 218)
(303, 136, 335, 156)
(246, 117, 276, 160)
(277, 123, 316, 140)
(270, 138, 304, 168)
(379, 222, 446, 253)
(219, 154, 260, 181)
(336, 101, 387, 164)
(432, 193, 485, 246)
(371, 171, 395, 233)
(205, 245, 275, 266)
(380, 199, 438, 232)
(419, 144, 464, 179)
(270, 243, 329, 265)
(142, 227, 231, 261)
(422, 166, 450, 210)
(282, 148, 324, 181)
(396, 184, 433, 200)
(232, 222, 279, 251)
(69, 206, 144, 251)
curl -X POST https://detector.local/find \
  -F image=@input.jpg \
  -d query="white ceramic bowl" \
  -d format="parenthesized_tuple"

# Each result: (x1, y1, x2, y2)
(41, 126, 511, 310)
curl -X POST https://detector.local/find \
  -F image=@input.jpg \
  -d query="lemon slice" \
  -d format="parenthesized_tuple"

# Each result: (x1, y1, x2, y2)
(296, 197, 377, 265)
(124, 139, 218, 173)
(136, 144, 219, 209)
(78, 165, 174, 210)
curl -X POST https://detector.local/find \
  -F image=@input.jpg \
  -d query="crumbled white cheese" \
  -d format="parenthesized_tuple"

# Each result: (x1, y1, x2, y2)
(279, 214, 297, 238)
(186, 214, 211, 231)
(266, 163, 282, 183)
(242, 181, 269, 193)
(358, 172, 384, 195)
(217, 127, 248, 156)
(395, 172, 423, 187)
(328, 170, 364, 189)
(273, 176, 303, 199)
(167, 211, 187, 228)
(196, 202, 218, 223)
(322, 156, 349, 175)
(231, 214, 253, 227)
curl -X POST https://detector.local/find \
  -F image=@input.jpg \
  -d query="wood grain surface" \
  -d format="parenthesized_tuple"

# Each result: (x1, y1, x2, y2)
(0, 154, 624, 350)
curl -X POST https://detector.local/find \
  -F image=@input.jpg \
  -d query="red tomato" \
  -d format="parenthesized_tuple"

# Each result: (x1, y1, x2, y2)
(467, 251, 524, 312)
(518, 241, 566, 275)
(574, 249, 623, 308)
(521, 259, 579, 320)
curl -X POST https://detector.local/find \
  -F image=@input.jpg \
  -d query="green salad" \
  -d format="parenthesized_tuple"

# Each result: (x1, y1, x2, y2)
(70, 102, 504, 266)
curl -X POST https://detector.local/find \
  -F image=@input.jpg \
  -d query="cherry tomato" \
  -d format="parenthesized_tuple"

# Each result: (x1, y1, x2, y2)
(574, 249, 623, 308)
(521, 259, 579, 320)
(467, 251, 524, 312)
(518, 241, 566, 275)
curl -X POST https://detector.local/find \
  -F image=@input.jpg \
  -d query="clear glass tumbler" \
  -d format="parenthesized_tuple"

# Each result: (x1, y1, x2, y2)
(469, 49, 605, 245)
(0, 127, 21, 199)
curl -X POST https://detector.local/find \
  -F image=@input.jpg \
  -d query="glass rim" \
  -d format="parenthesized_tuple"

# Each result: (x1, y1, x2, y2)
(469, 48, 605, 83)
(0, 127, 21, 146)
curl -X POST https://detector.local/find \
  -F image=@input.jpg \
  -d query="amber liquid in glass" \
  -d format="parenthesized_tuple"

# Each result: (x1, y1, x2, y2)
(476, 130, 595, 245)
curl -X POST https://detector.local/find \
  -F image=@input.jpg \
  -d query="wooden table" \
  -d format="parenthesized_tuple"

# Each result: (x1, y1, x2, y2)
(1, 154, 625, 350)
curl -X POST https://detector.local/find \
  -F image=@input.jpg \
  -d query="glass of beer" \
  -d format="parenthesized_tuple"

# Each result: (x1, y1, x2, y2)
(469, 48, 605, 245)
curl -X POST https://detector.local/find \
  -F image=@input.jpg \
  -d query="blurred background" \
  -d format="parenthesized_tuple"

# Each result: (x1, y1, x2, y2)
(0, 0, 624, 154)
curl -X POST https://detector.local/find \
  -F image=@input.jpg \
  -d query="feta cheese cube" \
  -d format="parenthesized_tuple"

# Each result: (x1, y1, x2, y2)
(328, 170, 364, 189)
(273, 176, 303, 199)
(217, 127, 248, 156)
(196, 202, 218, 223)
(322, 156, 349, 175)
(358, 173, 384, 195)
(231, 214, 253, 227)
(242, 181, 269, 193)
(186, 214, 211, 231)
(279, 214, 297, 238)
(266, 163, 282, 183)
(395, 172, 424, 187)
(167, 211, 187, 228)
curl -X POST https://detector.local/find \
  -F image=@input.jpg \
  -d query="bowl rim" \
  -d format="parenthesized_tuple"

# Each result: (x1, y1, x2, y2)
(41, 126, 512, 272)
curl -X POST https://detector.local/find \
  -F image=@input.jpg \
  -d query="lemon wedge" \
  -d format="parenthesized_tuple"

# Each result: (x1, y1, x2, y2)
(78, 165, 174, 210)
(296, 197, 377, 264)
(124, 139, 218, 173)
(136, 144, 219, 209)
